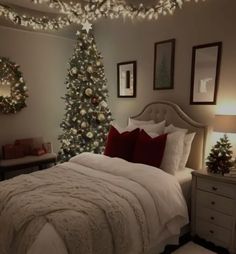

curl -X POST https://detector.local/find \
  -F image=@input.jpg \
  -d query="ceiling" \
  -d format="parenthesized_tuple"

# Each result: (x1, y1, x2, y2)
(0, 0, 161, 38)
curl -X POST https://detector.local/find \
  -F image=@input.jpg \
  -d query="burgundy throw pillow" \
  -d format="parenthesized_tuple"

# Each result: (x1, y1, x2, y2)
(132, 130, 167, 168)
(104, 126, 140, 161)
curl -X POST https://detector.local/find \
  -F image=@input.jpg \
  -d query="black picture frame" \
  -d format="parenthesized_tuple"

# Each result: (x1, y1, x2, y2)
(117, 61, 137, 98)
(153, 39, 175, 90)
(190, 42, 222, 105)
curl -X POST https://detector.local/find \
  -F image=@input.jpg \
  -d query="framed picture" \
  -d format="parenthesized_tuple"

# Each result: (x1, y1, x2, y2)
(153, 39, 175, 90)
(190, 42, 222, 105)
(117, 61, 136, 97)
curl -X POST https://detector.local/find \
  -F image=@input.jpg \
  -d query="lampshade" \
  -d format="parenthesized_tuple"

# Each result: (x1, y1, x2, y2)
(214, 115, 236, 133)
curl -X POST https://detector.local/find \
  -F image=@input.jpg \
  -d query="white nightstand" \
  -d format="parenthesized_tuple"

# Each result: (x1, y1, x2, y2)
(191, 170, 236, 254)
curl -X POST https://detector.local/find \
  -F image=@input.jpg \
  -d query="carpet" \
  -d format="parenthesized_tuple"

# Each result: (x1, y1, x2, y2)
(172, 241, 217, 254)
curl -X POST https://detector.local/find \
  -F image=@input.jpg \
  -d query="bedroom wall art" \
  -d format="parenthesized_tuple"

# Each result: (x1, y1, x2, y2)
(153, 39, 175, 90)
(0, 57, 28, 114)
(117, 61, 137, 98)
(190, 42, 222, 105)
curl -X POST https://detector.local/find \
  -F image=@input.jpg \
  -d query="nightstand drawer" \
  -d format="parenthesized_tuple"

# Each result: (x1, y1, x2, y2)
(196, 190, 234, 215)
(196, 206, 234, 230)
(196, 220, 231, 248)
(197, 177, 236, 199)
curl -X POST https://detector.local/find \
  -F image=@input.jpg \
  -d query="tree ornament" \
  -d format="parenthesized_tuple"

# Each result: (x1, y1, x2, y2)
(87, 66, 93, 73)
(100, 100, 108, 108)
(81, 121, 88, 128)
(97, 113, 105, 122)
(94, 141, 99, 147)
(96, 60, 101, 66)
(91, 96, 99, 105)
(86, 132, 94, 139)
(206, 134, 234, 175)
(84, 88, 93, 97)
(71, 67, 78, 74)
(80, 109, 87, 116)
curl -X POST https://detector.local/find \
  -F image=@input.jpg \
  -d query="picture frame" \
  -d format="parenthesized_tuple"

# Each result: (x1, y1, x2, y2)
(153, 39, 175, 90)
(117, 61, 136, 98)
(190, 42, 222, 105)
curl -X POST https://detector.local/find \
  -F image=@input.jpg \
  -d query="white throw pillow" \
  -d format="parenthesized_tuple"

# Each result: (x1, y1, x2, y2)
(128, 118, 155, 126)
(178, 132, 196, 170)
(160, 131, 185, 175)
(164, 124, 188, 134)
(129, 120, 166, 134)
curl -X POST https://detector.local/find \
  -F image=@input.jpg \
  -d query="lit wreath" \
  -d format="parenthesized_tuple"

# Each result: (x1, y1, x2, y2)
(0, 57, 28, 114)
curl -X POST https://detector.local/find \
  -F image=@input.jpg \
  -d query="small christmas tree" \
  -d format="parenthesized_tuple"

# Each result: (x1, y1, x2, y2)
(58, 27, 112, 162)
(206, 134, 234, 174)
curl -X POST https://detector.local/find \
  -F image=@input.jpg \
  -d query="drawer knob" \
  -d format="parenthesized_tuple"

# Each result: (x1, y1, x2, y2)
(211, 201, 215, 205)
(212, 186, 218, 191)
(210, 216, 215, 221)
(209, 230, 214, 234)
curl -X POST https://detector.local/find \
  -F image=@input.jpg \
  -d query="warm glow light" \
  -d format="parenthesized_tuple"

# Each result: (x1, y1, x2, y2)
(216, 101, 236, 115)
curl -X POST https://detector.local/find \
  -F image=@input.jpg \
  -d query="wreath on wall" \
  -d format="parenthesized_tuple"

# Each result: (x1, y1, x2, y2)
(0, 57, 28, 114)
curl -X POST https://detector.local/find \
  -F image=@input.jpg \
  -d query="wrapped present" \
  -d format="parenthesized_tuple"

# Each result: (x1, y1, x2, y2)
(2, 144, 25, 160)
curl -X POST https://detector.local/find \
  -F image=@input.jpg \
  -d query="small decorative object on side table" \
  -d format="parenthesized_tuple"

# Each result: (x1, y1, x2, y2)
(191, 170, 236, 254)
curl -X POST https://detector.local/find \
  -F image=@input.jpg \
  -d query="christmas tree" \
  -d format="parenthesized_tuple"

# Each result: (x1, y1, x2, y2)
(58, 27, 112, 162)
(206, 134, 234, 174)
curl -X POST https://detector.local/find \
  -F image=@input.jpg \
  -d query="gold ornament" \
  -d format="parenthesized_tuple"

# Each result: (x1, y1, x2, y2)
(98, 113, 105, 122)
(85, 88, 93, 97)
(80, 109, 87, 116)
(87, 66, 93, 73)
(81, 121, 87, 128)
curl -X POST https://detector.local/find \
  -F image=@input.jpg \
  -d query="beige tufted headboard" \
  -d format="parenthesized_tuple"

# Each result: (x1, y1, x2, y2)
(131, 101, 208, 170)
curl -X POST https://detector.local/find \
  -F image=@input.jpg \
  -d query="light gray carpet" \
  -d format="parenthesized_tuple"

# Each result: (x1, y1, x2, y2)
(172, 242, 217, 254)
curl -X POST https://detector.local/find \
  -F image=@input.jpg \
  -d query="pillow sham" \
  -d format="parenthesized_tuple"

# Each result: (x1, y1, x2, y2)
(160, 131, 185, 175)
(128, 120, 166, 134)
(128, 118, 155, 126)
(164, 124, 196, 170)
(132, 130, 167, 168)
(178, 132, 196, 170)
(164, 124, 188, 134)
(104, 125, 139, 162)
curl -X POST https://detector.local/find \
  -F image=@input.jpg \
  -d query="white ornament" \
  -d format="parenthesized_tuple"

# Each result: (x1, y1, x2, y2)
(82, 20, 92, 33)
(100, 100, 108, 108)
(71, 67, 78, 74)
(81, 121, 87, 128)
(71, 128, 77, 135)
(86, 132, 94, 139)
(87, 66, 93, 73)
(94, 141, 99, 147)
(80, 109, 87, 116)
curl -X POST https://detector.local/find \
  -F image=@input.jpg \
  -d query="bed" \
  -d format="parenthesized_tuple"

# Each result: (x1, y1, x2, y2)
(0, 101, 207, 254)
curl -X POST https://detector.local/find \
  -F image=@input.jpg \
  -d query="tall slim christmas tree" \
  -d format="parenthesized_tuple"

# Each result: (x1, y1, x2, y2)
(58, 26, 112, 162)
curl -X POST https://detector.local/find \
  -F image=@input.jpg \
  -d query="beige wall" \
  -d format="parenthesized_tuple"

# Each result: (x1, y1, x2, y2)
(0, 26, 75, 156)
(94, 0, 236, 154)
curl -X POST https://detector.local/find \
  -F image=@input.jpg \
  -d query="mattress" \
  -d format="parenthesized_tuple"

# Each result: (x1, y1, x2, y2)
(175, 167, 193, 204)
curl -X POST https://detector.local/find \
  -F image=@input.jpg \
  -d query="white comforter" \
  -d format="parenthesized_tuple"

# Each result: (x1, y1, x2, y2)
(0, 153, 188, 254)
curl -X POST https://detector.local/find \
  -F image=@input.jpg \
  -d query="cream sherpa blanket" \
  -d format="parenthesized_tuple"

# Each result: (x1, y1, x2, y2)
(0, 153, 188, 254)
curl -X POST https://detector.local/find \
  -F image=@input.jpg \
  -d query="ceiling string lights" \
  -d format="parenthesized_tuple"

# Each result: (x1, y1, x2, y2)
(0, 0, 205, 31)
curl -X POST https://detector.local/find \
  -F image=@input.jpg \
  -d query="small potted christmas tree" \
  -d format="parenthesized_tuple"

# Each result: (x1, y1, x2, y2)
(206, 134, 234, 175)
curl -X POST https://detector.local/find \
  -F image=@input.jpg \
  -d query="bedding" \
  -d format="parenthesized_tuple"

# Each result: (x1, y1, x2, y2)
(0, 153, 188, 254)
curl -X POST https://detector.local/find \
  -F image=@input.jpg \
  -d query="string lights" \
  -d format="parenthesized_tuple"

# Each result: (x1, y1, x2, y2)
(0, 0, 206, 31)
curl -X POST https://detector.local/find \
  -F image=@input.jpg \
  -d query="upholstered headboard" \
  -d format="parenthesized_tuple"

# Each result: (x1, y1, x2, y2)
(131, 101, 207, 170)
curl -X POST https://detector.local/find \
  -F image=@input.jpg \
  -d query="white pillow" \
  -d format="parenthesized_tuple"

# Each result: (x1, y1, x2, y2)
(128, 118, 155, 126)
(164, 124, 188, 134)
(129, 120, 166, 134)
(178, 132, 196, 170)
(160, 131, 185, 175)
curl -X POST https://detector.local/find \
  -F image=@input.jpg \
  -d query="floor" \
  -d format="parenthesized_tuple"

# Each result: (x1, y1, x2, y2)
(172, 242, 216, 254)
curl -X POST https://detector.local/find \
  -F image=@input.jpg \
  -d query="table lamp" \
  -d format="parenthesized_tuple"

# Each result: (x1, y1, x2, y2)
(206, 115, 236, 174)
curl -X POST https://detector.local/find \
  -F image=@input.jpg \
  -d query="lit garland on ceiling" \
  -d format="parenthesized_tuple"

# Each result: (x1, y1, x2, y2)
(0, 4, 71, 30)
(0, 0, 206, 31)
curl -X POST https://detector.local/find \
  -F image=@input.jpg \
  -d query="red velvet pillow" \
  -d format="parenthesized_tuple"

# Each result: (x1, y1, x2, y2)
(132, 130, 167, 168)
(104, 126, 140, 161)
